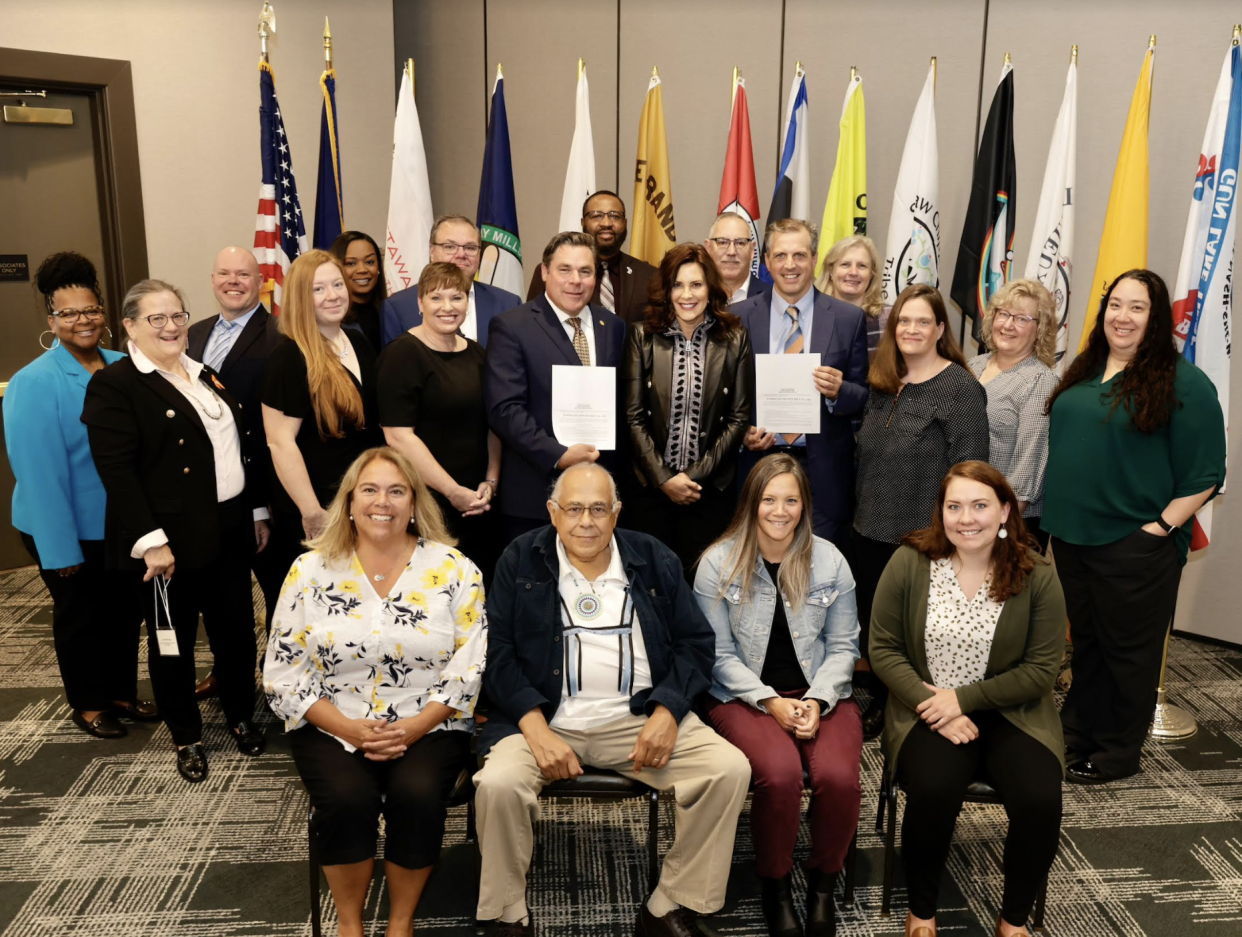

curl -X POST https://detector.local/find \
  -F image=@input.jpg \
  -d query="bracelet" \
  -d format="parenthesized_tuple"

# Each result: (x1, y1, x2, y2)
(1154, 515, 1174, 534)
(483, 478, 499, 490)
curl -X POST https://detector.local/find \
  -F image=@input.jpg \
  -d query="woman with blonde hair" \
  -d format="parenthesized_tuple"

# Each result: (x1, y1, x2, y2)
(266, 446, 486, 937)
(968, 278, 1060, 550)
(261, 249, 381, 611)
(815, 235, 889, 360)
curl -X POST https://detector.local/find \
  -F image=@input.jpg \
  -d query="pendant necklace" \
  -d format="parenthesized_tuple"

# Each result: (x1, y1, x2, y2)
(570, 550, 607, 621)
(330, 332, 351, 358)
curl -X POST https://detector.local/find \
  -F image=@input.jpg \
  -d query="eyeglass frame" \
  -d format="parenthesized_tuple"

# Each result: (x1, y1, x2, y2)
(992, 309, 1038, 327)
(550, 499, 620, 519)
(48, 305, 107, 325)
(583, 210, 626, 222)
(132, 310, 191, 328)
(432, 240, 481, 256)
(706, 237, 755, 250)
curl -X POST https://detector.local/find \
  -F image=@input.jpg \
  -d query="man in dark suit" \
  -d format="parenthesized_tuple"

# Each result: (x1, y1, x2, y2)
(486, 231, 627, 540)
(705, 210, 767, 304)
(733, 219, 869, 552)
(525, 191, 656, 325)
(186, 246, 283, 696)
(379, 214, 520, 346)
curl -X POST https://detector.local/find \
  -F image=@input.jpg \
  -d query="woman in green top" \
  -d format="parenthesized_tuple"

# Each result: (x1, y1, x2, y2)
(1043, 269, 1226, 785)
(870, 460, 1066, 937)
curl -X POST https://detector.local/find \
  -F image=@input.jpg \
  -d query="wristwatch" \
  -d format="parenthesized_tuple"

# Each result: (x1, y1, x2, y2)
(1154, 516, 1174, 534)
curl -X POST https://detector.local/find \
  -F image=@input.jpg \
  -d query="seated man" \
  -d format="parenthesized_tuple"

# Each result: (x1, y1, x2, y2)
(475, 463, 751, 937)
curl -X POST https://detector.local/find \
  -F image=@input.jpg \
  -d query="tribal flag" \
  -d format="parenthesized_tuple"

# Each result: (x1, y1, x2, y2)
(1079, 44, 1154, 348)
(951, 59, 1016, 342)
(559, 64, 596, 233)
(882, 63, 939, 304)
(817, 71, 867, 277)
(476, 67, 524, 298)
(1171, 39, 1239, 550)
(631, 72, 677, 265)
(717, 76, 761, 277)
(1025, 56, 1077, 374)
(312, 63, 344, 250)
(253, 61, 308, 315)
(760, 67, 809, 282)
(384, 66, 433, 295)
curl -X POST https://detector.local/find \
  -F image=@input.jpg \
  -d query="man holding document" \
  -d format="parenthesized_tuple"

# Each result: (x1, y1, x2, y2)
(486, 231, 627, 540)
(733, 219, 869, 552)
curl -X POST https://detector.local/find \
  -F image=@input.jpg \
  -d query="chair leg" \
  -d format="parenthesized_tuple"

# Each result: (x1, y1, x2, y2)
(466, 797, 477, 844)
(842, 829, 857, 908)
(881, 781, 897, 917)
(308, 807, 322, 937)
(875, 771, 887, 835)
(1033, 871, 1048, 931)
(647, 790, 661, 892)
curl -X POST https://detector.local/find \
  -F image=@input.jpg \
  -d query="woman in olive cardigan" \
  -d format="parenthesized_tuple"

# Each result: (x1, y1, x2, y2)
(869, 461, 1066, 937)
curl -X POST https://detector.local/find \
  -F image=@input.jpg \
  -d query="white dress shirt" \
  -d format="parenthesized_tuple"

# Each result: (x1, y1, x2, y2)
(546, 293, 597, 366)
(461, 285, 478, 342)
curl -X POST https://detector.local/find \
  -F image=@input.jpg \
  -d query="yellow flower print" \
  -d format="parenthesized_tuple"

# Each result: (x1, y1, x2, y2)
(405, 590, 427, 606)
(455, 605, 480, 628)
(421, 565, 450, 589)
(295, 628, 311, 648)
(339, 580, 361, 596)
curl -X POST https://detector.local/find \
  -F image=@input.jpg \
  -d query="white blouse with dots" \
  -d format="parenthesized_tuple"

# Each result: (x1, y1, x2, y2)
(924, 557, 1006, 689)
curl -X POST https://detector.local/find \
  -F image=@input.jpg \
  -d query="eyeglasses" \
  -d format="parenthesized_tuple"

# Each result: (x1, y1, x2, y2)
(552, 500, 617, 519)
(50, 305, 106, 324)
(707, 237, 753, 250)
(432, 241, 481, 256)
(584, 211, 626, 222)
(992, 310, 1037, 327)
(135, 311, 190, 328)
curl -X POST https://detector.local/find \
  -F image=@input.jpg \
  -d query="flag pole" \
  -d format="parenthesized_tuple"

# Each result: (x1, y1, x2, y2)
(323, 17, 332, 70)
(930, 55, 937, 93)
(732, 66, 740, 107)
(1071, 44, 1078, 64)
(578, 57, 585, 82)
(257, 1, 275, 64)
(1149, 601, 1197, 741)
(406, 58, 415, 98)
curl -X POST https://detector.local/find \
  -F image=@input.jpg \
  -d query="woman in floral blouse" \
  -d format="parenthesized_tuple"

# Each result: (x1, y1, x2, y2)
(265, 446, 486, 937)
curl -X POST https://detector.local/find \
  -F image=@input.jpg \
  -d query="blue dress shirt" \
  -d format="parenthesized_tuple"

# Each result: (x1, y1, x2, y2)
(199, 305, 260, 370)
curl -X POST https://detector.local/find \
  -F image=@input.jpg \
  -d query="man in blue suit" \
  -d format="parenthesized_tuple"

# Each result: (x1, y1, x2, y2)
(379, 214, 520, 346)
(485, 231, 627, 541)
(732, 218, 869, 552)
(705, 210, 768, 304)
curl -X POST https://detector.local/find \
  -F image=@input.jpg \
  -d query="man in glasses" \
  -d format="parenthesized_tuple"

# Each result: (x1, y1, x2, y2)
(525, 191, 657, 325)
(379, 214, 521, 346)
(474, 462, 750, 937)
(704, 210, 767, 305)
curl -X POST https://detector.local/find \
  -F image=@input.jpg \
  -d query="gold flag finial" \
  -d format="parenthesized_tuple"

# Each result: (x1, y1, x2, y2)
(795, 60, 804, 78)
(323, 17, 332, 69)
(731, 65, 740, 106)
(652, 65, 659, 78)
(1149, 34, 1157, 49)
(1233, 25, 1240, 45)
(850, 65, 858, 82)
(930, 56, 937, 91)
(405, 57, 415, 97)
(257, 1, 276, 63)
(577, 57, 585, 81)
(1071, 45, 1079, 64)
(1003, 51, 1011, 67)
(496, 63, 504, 80)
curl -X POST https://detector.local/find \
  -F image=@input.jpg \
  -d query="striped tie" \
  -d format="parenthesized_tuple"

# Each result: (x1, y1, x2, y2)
(202, 319, 236, 371)
(568, 315, 591, 366)
(782, 306, 803, 444)
(599, 267, 616, 312)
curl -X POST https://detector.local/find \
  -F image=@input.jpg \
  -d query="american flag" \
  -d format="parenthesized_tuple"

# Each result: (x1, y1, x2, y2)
(254, 62, 308, 315)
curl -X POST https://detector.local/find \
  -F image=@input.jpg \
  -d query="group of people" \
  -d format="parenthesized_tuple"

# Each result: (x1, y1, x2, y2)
(4, 186, 1227, 937)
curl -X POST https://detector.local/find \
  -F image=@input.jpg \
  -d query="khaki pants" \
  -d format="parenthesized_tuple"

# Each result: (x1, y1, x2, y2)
(474, 712, 751, 918)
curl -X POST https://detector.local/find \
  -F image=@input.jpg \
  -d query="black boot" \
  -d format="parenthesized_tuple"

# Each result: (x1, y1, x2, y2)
(804, 869, 838, 937)
(760, 875, 803, 937)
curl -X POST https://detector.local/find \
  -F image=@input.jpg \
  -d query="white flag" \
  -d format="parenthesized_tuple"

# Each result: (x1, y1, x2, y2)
(384, 68, 434, 295)
(882, 64, 939, 304)
(559, 66, 596, 233)
(1024, 58, 1077, 375)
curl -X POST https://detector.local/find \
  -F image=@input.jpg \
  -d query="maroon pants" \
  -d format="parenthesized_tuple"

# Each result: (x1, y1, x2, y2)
(705, 694, 863, 877)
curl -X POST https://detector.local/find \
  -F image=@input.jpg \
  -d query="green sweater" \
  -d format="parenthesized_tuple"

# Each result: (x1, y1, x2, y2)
(869, 546, 1067, 775)
(1042, 357, 1226, 564)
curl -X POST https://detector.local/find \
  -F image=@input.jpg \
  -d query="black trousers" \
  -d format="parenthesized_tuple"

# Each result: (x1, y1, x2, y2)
(851, 531, 899, 712)
(1052, 529, 1181, 777)
(20, 534, 142, 712)
(292, 723, 471, 869)
(138, 499, 258, 746)
(897, 712, 1062, 925)
(434, 491, 501, 589)
(1023, 515, 1051, 554)
(261, 512, 310, 634)
(622, 482, 736, 582)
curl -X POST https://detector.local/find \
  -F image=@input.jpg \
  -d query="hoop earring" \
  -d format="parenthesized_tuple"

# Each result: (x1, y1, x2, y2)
(39, 331, 60, 351)
(101, 326, 114, 348)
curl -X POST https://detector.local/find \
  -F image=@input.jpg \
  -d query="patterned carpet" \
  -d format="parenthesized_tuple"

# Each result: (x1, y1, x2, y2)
(1, 563, 1240, 936)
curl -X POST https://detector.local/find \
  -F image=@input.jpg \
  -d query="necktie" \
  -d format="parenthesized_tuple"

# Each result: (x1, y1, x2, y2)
(599, 266, 616, 312)
(202, 319, 236, 371)
(568, 315, 591, 366)
(782, 306, 803, 444)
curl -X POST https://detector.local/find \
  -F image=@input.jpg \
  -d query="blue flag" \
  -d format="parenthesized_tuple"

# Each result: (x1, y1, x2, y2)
(313, 69, 343, 250)
(476, 70, 524, 297)
(759, 70, 810, 283)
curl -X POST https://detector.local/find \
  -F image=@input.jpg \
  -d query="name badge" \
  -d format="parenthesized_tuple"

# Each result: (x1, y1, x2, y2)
(153, 577, 180, 657)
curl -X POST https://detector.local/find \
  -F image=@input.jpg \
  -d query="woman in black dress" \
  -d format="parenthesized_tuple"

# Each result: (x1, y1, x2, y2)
(378, 262, 500, 580)
(330, 230, 386, 353)
(261, 250, 381, 595)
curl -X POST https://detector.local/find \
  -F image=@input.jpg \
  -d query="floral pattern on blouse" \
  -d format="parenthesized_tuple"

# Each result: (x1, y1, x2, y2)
(924, 557, 1005, 690)
(264, 540, 487, 751)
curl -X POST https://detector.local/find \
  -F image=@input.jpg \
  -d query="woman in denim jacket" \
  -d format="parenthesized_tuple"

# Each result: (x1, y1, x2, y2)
(694, 453, 862, 937)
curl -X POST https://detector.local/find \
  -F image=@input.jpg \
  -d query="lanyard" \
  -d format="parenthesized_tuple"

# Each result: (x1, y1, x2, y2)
(558, 585, 636, 697)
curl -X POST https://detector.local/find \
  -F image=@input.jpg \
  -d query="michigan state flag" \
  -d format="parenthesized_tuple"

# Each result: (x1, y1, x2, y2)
(951, 59, 1016, 341)
(312, 65, 344, 250)
(477, 67, 523, 297)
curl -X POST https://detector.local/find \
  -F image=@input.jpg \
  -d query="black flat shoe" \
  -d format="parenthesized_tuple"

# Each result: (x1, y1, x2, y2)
(805, 869, 838, 937)
(72, 710, 127, 739)
(861, 704, 885, 740)
(110, 698, 160, 722)
(177, 743, 208, 783)
(760, 875, 803, 937)
(231, 721, 266, 757)
(1066, 760, 1116, 785)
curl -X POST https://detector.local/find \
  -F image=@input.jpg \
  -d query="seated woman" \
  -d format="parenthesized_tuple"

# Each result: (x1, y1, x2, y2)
(695, 453, 861, 937)
(869, 461, 1066, 937)
(264, 446, 487, 937)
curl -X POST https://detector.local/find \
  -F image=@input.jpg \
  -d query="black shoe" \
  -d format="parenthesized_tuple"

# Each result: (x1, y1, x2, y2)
(110, 698, 160, 722)
(805, 869, 838, 937)
(861, 704, 885, 740)
(1066, 760, 1118, 785)
(176, 743, 208, 783)
(72, 710, 127, 739)
(760, 875, 803, 937)
(635, 905, 707, 936)
(231, 721, 266, 756)
(492, 918, 533, 936)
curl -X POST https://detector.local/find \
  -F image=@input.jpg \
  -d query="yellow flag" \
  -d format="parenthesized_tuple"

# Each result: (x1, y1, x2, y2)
(817, 74, 867, 277)
(632, 73, 676, 265)
(1079, 45, 1154, 349)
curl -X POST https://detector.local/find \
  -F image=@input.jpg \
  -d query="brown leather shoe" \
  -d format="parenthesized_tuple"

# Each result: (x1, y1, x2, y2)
(635, 905, 707, 936)
(110, 698, 160, 722)
(194, 672, 218, 700)
(72, 710, 127, 739)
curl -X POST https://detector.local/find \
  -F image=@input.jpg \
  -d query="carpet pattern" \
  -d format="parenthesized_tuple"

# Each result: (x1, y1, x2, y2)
(1, 564, 1240, 936)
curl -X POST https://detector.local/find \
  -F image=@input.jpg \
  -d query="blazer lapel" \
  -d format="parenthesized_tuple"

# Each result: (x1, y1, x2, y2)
(187, 315, 217, 361)
(140, 368, 209, 439)
(700, 331, 725, 405)
(533, 297, 583, 366)
(747, 297, 772, 355)
(589, 306, 613, 365)
(651, 334, 673, 425)
(219, 308, 268, 375)
(810, 291, 841, 359)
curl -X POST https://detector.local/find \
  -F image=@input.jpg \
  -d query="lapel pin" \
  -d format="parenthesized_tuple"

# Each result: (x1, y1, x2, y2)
(599, 319, 605, 326)
(627, 266, 633, 275)
(166, 409, 175, 418)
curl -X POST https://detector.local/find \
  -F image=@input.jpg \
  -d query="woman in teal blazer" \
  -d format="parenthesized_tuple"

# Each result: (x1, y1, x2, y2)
(4, 252, 155, 738)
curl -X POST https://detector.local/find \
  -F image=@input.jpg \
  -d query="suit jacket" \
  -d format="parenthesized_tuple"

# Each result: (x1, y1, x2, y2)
(82, 356, 260, 572)
(484, 295, 627, 519)
(622, 320, 753, 492)
(479, 525, 715, 757)
(745, 275, 769, 299)
(187, 305, 282, 502)
(526, 250, 657, 325)
(734, 288, 869, 528)
(379, 280, 520, 347)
